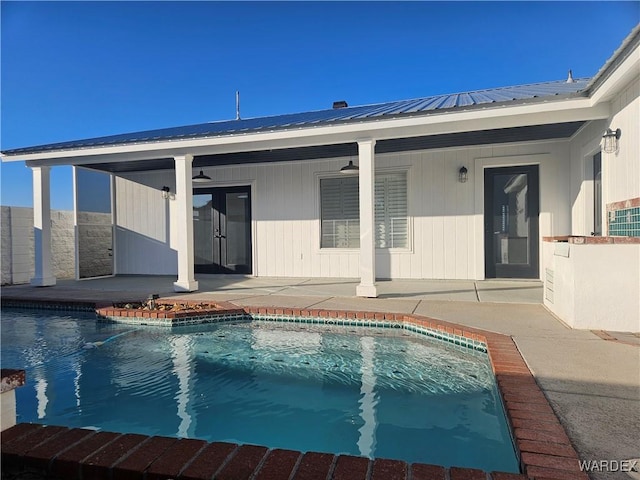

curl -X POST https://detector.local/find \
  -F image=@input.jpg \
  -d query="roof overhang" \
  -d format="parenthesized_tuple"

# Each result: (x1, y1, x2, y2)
(83, 122, 585, 174)
(587, 24, 640, 104)
(2, 96, 610, 170)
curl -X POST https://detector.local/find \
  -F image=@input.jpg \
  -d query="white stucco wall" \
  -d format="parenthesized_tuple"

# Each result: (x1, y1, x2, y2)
(114, 139, 572, 280)
(543, 241, 640, 332)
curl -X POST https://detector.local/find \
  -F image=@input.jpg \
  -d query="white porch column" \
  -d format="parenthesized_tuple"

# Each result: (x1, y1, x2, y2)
(173, 155, 199, 292)
(356, 139, 377, 298)
(30, 166, 56, 286)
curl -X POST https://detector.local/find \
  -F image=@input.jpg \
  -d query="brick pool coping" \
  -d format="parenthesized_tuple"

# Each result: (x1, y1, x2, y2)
(1, 301, 588, 480)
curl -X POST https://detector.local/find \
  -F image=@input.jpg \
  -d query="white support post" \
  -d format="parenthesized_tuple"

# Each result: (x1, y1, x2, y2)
(356, 139, 378, 298)
(30, 166, 56, 286)
(173, 155, 199, 292)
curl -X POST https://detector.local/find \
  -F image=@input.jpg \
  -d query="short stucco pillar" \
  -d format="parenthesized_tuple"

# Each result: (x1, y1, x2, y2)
(1, 369, 26, 431)
(30, 166, 56, 286)
(173, 155, 198, 292)
(356, 139, 378, 298)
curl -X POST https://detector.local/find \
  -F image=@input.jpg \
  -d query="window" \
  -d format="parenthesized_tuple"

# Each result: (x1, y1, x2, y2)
(593, 152, 602, 236)
(320, 173, 408, 248)
(375, 173, 408, 248)
(320, 177, 360, 248)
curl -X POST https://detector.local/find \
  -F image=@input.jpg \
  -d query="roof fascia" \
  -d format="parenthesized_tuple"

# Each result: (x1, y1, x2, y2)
(8, 97, 609, 168)
(589, 39, 640, 105)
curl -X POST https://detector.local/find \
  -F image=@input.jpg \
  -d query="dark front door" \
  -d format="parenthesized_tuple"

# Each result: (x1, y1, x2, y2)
(484, 165, 539, 279)
(193, 186, 252, 274)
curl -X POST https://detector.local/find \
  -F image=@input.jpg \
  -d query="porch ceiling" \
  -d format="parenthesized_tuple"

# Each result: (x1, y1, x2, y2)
(84, 121, 584, 174)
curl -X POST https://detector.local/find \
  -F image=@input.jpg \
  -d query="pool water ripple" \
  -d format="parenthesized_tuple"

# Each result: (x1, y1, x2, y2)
(1, 309, 519, 473)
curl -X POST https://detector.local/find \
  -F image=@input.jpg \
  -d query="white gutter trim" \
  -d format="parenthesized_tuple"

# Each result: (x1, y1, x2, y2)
(3, 97, 608, 165)
(589, 41, 640, 105)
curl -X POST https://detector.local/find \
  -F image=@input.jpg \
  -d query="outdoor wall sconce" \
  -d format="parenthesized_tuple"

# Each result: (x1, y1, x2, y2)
(340, 160, 359, 174)
(192, 169, 212, 183)
(602, 128, 621, 154)
(161, 186, 171, 199)
(458, 166, 468, 183)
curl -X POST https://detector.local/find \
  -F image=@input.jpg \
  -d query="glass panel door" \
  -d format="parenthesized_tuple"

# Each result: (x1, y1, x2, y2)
(223, 191, 251, 272)
(193, 186, 252, 274)
(193, 194, 214, 268)
(75, 167, 114, 279)
(484, 166, 539, 278)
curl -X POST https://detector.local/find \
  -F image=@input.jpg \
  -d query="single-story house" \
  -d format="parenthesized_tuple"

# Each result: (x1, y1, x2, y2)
(2, 25, 639, 332)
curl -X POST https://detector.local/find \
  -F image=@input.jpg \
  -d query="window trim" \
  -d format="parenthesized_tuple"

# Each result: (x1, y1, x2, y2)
(316, 166, 413, 253)
(592, 151, 602, 236)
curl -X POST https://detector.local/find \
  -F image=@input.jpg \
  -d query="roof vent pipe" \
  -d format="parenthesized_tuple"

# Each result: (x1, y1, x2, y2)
(566, 70, 576, 83)
(236, 91, 241, 120)
(333, 100, 348, 109)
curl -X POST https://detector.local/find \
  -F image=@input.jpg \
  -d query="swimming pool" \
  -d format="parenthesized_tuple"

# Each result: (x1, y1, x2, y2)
(1, 309, 519, 473)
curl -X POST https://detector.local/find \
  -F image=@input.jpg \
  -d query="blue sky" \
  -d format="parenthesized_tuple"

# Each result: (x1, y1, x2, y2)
(1, 1, 638, 210)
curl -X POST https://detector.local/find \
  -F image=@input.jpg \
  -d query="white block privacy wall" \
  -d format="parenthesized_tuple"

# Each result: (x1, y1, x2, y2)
(0, 207, 75, 284)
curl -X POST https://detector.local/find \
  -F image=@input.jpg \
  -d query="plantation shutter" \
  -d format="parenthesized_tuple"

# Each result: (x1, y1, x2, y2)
(321, 173, 407, 249)
(321, 177, 360, 248)
(374, 173, 407, 248)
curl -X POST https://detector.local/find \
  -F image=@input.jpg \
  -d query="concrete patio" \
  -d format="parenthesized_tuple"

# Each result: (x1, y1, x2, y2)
(1, 275, 639, 480)
(1, 275, 545, 305)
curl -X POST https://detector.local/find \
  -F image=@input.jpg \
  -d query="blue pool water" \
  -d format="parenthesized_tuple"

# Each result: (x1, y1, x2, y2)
(0, 309, 518, 472)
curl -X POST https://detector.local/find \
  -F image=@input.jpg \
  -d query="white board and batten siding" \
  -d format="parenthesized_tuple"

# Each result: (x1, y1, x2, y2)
(607, 76, 639, 206)
(113, 140, 573, 280)
(569, 77, 639, 236)
(115, 171, 177, 275)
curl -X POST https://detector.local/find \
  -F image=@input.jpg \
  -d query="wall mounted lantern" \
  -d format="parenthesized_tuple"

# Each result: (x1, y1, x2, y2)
(161, 186, 171, 199)
(340, 160, 359, 174)
(192, 169, 212, 183)
(602, 128, 621, 154)
(458, 166, 468, 183)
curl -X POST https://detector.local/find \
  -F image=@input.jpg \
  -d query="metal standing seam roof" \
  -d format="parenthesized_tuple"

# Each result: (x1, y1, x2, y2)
(2, 78, 590, 156)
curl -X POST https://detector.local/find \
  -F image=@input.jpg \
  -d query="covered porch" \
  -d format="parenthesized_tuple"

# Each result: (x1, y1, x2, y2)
(5, 71, 623, 299)
(23, 117, 598, 297)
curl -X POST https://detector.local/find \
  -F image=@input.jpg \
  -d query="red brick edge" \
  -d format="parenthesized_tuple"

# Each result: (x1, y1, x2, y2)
(1, 304, 588, 480)
(96, 300, 244, 320)
(543, 235, 640, 244)
(607, 196, 640, 211)
(239, 307, 588, 479)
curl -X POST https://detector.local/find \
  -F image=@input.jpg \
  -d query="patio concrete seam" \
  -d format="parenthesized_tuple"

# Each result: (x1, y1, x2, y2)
(540, 304, 573, 330)
(541, 389, 640, 402)
(410, 300, 421, 315)
(304, 297, 336, 309)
